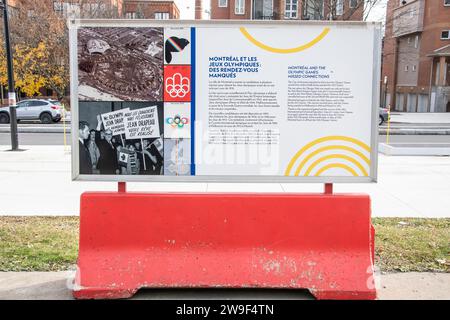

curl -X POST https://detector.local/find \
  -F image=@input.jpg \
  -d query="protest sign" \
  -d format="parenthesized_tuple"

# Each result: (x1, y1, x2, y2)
(124, 106, 160, 140)
(100, 108, 129, 135)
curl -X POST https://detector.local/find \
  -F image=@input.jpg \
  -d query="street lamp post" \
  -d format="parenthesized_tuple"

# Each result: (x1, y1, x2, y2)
(1, 0, 19, 151)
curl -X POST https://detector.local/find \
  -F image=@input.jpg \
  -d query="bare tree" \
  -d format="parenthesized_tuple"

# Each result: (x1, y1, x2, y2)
(300, 0, 383, 21)
(0, 0, 123, 100)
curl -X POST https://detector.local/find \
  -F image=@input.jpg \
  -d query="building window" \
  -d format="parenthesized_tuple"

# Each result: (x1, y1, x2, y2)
(235, 0, 245, 15)
(405, 65, 409, 72)
(53, 1, 63, 13)
(441, 30, 450, 39)
(218, 0, 228, 7)
(125, 12, 136, 19)
(303, 0, 324, 20)
(414, 35, 419, 48)
(155, 12, 170, 19)
(349, 0, 358, 8)
(285, 0, 298, 19)
(336, 0, 344, 15)
(253, 0, 273, 19)
(435, 62, 440, 85)
(412, 65, 417, 72)
(445, 0, 450, 6)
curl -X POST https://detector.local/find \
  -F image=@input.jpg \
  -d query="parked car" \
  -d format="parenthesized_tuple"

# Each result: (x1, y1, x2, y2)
(0, 99, 63, 124)
(379, 107, 390, 125)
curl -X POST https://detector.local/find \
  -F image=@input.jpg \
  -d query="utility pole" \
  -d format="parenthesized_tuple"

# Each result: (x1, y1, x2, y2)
(1, 0, 18, 150)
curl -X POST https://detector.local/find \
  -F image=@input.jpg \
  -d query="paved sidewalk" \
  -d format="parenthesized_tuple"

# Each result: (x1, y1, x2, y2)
(379, 113, 450, 135)
(0, 271, 448, 300)
(389, 112, 450, 124)
(1, 145, 450, 217)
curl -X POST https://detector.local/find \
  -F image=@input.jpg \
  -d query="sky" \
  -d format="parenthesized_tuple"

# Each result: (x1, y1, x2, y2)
(367, 0, 388, 23)
(175, 0, 388, 23)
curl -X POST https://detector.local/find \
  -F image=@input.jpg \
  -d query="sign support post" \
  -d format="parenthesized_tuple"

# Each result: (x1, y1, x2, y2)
(118, 182, 126, 193)
(70, 20, 381, 300)
(73, 191, 376, 300)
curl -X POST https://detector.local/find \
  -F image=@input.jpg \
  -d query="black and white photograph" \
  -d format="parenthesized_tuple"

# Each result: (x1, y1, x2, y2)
(78, 102, 164, 175)
(77, 27, 164, 101)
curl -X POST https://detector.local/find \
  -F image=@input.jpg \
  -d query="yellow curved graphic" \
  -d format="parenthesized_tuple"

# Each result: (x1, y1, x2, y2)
(284, 136, 371, 177)
(294, 145, 370, 176)
(239, 27, 330, 54)
(305, 154, 369, 177)
(314, 163, 358, 177)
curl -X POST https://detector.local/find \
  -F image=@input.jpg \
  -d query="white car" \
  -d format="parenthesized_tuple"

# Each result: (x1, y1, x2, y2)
(0, 99, 63, 124)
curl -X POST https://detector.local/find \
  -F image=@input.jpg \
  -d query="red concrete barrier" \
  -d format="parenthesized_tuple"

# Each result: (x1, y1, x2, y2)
(73, 192, 376, 300)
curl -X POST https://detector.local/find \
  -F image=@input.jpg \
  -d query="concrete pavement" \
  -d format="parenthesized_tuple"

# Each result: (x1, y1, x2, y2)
(0, 271, 448, 300)
(379, 113, 450, 135)
(1, 145, 450, 217)
(388, 112, 450, 124)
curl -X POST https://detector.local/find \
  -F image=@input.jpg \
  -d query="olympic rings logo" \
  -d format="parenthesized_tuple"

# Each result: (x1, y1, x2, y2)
(166, 115, 189, 128)
(165, 73, 190, 98)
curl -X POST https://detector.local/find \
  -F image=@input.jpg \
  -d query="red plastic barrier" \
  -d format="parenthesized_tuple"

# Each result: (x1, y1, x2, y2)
(73, 192, 376, 300)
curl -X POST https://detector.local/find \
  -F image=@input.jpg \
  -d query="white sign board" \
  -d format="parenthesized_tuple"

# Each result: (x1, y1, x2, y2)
(71, 20, 381, 182)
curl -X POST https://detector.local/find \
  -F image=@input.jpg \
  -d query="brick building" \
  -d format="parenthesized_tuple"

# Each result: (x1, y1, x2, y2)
(55, 0, 124, 17)
(48, 0, 179, 19)
(10, 1, 179, 19)
(382, 0, 450, 112)
(210, 0, 363, 21)
(123, 0, 179, 19)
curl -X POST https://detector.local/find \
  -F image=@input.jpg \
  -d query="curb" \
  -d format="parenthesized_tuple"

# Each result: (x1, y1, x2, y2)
(0, 128, 71, 134)
(379, 143, 450, 156)
(379, 129, 450, 135)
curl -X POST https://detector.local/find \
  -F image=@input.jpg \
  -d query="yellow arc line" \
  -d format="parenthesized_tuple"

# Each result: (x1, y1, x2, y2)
(294, 145, 370, 176)
(239, 27, 330, 54)
(284, 136, 371, 176)
(304, 154, 368, 177)
(314, 163, 358, 177)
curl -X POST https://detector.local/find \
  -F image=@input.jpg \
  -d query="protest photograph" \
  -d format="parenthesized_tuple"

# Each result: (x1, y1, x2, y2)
(78, 102, 164, 175)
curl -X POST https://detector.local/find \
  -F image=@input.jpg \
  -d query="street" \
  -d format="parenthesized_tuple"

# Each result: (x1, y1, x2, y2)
(0, 132, 70, 145)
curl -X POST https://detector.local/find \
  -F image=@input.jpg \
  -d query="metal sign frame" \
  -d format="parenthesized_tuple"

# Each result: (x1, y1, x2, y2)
(69, 19, 382, 183)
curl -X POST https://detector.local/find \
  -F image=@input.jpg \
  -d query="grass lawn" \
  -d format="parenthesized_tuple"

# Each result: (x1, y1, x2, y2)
(0, 217, 78, 272)
(0, 216, 448, 272)
(373, 218, 449, 273)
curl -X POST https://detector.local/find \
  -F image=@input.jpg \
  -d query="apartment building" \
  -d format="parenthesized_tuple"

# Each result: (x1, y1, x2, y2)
(123, 0, 179, 19)
(59, 1, 122, 17)
(31, 0, 178, 19)
(210, 0, 363, 21)
(382, 0, 450, 112)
